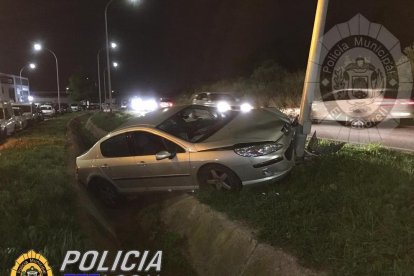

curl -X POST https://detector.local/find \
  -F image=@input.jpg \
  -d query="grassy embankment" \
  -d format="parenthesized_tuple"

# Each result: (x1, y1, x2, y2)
(0, 113, 86, 273)
(197, 143, 414, 275)
(90, 111, 132, 132)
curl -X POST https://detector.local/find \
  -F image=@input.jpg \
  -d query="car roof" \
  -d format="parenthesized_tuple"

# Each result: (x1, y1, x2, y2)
(119, 105, 188, 129)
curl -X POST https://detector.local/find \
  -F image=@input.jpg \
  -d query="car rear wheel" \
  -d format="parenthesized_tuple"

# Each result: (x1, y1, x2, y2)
(198, 164, 242, 192)
(89, 179, 124, 208)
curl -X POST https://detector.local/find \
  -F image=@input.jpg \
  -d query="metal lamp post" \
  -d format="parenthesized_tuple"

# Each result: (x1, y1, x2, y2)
(33, 43, 61, 112)
(97, 42, 117, 111)
(104, 0, 141, 111)
(296, 0, 330, 158)
(19, 63, 36, 102)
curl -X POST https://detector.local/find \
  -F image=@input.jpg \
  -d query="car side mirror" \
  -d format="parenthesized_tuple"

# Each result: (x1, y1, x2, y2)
(156, 150, 175, 160)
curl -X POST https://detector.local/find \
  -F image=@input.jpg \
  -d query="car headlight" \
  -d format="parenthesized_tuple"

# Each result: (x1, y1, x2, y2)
(234, 143, 284, 157)
(240, 103, 253, 113)
(217, 101, 231, 113)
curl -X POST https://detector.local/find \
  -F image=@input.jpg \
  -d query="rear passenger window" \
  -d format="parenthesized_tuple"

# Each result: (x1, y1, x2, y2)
(100, 133, 131, 158)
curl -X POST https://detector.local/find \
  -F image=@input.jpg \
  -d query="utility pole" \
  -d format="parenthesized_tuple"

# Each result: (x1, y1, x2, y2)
(296, 0, 330, 158)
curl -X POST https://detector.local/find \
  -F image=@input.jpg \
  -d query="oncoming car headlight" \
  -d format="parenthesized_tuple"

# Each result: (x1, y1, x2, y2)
(217, 101, 231, 113)
(234, 143, 284, 157)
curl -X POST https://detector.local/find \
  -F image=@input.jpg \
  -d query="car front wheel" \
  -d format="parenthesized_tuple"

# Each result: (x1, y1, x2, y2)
(198, 164, 242, 192)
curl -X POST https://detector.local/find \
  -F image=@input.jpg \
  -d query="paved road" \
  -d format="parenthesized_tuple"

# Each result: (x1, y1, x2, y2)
(311, 121, 414, 152)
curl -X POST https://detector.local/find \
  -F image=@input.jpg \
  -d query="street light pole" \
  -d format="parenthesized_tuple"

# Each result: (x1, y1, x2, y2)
(97, 42, 117, 111)
(97, 49, 103, 110)
(104, 0, 116, 112)
(34, 44, 61, 112)
(103, 67, 107, 104)
(19, 63, 36, 103)
(46, 49, 61, 112)
(296, 0, 329, 158)
(104, 0, 139, 112)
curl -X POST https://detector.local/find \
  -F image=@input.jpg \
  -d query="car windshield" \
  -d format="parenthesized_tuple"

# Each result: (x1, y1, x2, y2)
(157, 106, 237, 143)
(209, 94, 236, 102)
(13, 109, 20, 116)
(41, 106, 51, 110)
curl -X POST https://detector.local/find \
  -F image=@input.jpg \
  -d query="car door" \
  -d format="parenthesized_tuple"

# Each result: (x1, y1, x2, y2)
(130, 131, 193, 191)
(96, 132, 147, 192)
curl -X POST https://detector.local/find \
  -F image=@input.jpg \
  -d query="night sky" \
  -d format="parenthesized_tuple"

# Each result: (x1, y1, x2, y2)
(0, 0, 413, 98)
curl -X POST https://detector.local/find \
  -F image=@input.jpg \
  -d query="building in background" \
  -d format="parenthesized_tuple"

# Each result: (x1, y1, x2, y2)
(30, 91, 70, 105)
(0, 73, 31, 103)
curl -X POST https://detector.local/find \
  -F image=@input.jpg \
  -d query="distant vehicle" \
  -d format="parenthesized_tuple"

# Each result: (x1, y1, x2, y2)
(12, 103, 37, 125)
(312, 89, 414, 126)
(12, 107, 28, 131)
(40, 104, 56, 117)
(70, 103, 80, 112)
(120, 101, 128, 109)
(192, 92, 253, 113)
(0, 102, 17, 138)
(129, 97, 158, 115)
(159, 97, 174, 108)
(60, 103, 70, 113)
(76, 105, 295, 207)
(87, 103, 100, 110)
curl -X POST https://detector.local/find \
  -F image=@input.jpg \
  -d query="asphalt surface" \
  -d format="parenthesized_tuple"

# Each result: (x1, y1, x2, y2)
(311, 120, 414, 152)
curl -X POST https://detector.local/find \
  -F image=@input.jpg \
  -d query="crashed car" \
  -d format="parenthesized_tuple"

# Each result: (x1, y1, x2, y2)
(76, 105, 295, 206)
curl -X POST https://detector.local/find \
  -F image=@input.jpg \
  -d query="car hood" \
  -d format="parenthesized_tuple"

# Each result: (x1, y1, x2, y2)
(195, 108, 291, 151)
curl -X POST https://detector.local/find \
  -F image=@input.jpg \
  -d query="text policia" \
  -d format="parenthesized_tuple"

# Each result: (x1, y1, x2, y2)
(60, 250, 163, 275)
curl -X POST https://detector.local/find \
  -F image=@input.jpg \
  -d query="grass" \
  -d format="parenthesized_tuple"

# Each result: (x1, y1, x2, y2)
(197, 143, 414, 275)
(90, 111, 132, 132)
(71, 113, 98, 150)
(0, 113, 86, 274)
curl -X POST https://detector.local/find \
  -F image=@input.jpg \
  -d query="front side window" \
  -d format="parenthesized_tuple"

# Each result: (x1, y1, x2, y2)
(131, 131, 185, 156)
(100, 133, 132, 158)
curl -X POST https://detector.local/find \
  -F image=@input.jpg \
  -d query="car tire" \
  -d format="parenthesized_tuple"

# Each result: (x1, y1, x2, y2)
(89, 178, 125, 208)
(198, 164, 242, 192)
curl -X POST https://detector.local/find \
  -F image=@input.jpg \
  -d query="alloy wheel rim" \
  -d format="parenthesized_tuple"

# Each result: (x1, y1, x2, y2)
(206, 169, 231, 190)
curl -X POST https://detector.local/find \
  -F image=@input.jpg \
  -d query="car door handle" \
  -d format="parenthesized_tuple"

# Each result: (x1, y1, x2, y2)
(100, 164, 109, 169)
(137, 161, 147, 167)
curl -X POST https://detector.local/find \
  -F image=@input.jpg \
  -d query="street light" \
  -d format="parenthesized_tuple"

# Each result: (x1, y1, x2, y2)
(19, 63, 37, 103)
(97, 41, 117, 111)
(33, 42, 61, 111)
(103, 62, 119, 104)
(104, 0, 142, 111)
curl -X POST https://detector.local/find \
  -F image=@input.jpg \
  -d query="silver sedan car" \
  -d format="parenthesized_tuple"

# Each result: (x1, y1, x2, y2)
(76, 105, 295, 206)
